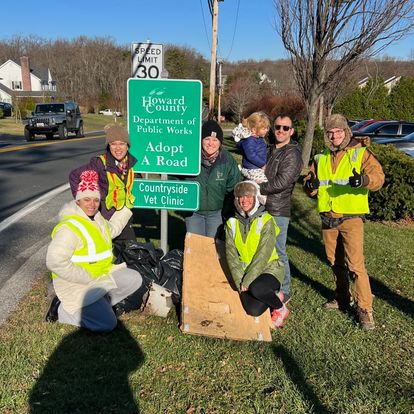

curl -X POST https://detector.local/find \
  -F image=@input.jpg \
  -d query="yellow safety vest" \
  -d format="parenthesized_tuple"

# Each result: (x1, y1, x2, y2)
(99, 155, 135, 210)
(51, 216, 113, 279)
(315, 147, 369, 214)
(227, 213, 279, 270)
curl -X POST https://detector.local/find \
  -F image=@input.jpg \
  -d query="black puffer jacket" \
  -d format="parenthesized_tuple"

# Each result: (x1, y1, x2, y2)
(260, 140, 302, 217)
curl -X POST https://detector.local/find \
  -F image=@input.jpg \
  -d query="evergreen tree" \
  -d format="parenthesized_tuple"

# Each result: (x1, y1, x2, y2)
(334, 82, 364, 119)
(388, 76, 414, 121)
(360, 77, 391, 119)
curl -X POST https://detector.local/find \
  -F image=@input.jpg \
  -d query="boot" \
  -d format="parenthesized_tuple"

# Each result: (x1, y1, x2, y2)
(324, 297, 354, 311)
(357, 307, 375, 331)
(45, 296, 61, 323)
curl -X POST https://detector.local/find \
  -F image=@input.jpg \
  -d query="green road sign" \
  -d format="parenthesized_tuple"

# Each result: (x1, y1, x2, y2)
(133, 179, 199, 211)
(128, 78, 202, 175)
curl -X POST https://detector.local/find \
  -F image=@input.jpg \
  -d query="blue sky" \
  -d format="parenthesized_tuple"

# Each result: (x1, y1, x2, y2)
(2, 0, 413, 62)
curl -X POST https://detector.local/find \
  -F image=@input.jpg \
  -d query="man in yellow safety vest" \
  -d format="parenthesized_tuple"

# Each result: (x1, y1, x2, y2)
(304, 114, 384, 330)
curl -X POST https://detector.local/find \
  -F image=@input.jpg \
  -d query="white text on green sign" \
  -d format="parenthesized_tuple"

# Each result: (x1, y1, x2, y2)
(128, 79, 202, 175)
(133, 179, 199, 211)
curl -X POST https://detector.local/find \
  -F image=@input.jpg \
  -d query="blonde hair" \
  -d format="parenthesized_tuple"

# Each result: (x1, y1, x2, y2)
(242, 112, 270, 132)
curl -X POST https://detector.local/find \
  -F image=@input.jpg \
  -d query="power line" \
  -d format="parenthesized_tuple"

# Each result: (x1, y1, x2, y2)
(208, 0, 214, 16)
(222, 0, 240, 61)
(199, 0, 211, 51)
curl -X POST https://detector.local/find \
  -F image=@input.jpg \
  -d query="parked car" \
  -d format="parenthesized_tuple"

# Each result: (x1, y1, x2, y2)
(24, 101, 84, 141)
(0, 102, 13, 117)
(373, 133, 414, 158)
(347, 119, 360, 128)
(351, 119, 385, 132)
(99, 109, 122, 117)
(352, 120, 414, 142)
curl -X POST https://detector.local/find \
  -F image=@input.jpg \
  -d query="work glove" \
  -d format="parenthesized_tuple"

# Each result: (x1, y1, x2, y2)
(305, 172, 320, 191)
(349, 168, 369, 188)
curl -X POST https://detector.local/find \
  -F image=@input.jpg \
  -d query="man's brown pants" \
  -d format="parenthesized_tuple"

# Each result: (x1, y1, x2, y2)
(322, 217, 373, 311)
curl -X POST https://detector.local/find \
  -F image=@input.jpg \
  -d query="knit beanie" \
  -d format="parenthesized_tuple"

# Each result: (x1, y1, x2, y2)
(201, 120, 223, 143)
(324, 114, 352, 151)
(105, 124, 130, 146)
(75, 170, 101, 200)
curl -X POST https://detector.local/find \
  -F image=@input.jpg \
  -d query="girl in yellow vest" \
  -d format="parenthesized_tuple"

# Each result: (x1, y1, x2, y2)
(46, 170, 144, 332)
(225, 181, 288, 328)
(69, 124, 137, 243)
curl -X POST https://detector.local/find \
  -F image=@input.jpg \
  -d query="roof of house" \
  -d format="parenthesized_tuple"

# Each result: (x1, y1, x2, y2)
(7, 59, 49, 81)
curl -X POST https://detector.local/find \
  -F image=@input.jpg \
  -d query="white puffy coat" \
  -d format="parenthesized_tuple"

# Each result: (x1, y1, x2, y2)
(46, 201, 132, 314)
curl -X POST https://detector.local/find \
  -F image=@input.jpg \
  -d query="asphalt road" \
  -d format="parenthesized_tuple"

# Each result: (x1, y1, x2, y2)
(0, 131, 105, 221)
(0, 131, 106, 324)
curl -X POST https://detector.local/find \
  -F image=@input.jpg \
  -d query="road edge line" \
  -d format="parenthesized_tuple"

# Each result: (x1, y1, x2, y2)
(0, 183, 70, 234)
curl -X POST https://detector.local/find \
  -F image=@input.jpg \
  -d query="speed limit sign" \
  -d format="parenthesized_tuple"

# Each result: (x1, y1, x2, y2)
(131, 42, 163, 79)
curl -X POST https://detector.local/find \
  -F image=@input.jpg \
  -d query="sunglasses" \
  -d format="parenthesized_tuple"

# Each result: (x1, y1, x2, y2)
(274, 125, 292, 131)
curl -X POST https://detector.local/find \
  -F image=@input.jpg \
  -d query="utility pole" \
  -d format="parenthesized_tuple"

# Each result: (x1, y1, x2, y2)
(208, 0, 222, 119)
(217, 59, 223, 123)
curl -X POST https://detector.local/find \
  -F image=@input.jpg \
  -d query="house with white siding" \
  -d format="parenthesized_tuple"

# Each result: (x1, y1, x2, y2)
(0, 56, 56, 103)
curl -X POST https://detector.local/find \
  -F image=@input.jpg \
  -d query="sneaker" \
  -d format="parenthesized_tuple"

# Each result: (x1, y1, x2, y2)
(357, 308, 375, 331)
(44, 296, 61, 323)
(271, 305, 290, 328)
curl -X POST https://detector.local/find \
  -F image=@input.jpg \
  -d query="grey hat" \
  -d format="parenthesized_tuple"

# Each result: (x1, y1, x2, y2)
(105, 124, 130, 146)
(324, 114, 352, 151)
(234, 181, 259, 197)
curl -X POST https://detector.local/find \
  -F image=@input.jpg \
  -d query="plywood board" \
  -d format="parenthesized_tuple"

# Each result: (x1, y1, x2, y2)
(181, 232, 273, 342)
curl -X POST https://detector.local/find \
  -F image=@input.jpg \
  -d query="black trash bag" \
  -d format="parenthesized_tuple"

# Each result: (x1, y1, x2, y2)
(121, 240, 164, 266)
(115, 241, 184, 305)
(161, 249, 184, 271)
(120, 241, 164, 286)
(112, 239, 126, 264)
(158, 249, 184, 304)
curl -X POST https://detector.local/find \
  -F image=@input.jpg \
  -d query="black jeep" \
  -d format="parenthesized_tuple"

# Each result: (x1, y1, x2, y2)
(24, 101, 84, 141)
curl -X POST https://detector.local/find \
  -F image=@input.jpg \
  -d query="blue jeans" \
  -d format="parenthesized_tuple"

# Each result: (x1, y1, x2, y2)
(274, 216, 291, 296)
(185, 210, 223, 238)
(57, 268, 142, 332)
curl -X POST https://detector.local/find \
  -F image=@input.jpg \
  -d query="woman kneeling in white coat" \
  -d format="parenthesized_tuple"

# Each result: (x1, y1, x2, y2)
(46, 170, 143, 332)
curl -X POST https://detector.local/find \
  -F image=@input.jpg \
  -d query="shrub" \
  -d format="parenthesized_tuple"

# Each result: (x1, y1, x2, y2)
(0, 108, 4, 119)
(388, 76, 414, 121)
(368, 144, 414, 220)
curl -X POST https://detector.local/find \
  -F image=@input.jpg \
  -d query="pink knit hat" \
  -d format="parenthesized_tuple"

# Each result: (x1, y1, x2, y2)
(75, 170, 100, 200)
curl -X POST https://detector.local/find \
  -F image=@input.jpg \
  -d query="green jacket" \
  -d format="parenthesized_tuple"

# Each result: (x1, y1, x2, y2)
(187, 148, 241, 214)
(225, 206, 284, 291)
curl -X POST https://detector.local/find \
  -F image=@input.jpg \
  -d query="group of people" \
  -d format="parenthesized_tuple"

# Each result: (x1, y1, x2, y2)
(45, 110, 384, 333)
(184, 114, 302, 329)
(196, 112, 383, 331)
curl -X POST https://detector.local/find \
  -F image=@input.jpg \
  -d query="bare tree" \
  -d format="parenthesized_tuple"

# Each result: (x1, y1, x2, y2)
(223, 76, 260, 122)
(275, 0, 414, 167)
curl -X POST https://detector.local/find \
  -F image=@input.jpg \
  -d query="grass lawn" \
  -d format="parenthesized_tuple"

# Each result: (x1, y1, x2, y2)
(0, 136, 413, 413)
(0, 113, 124, 136)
